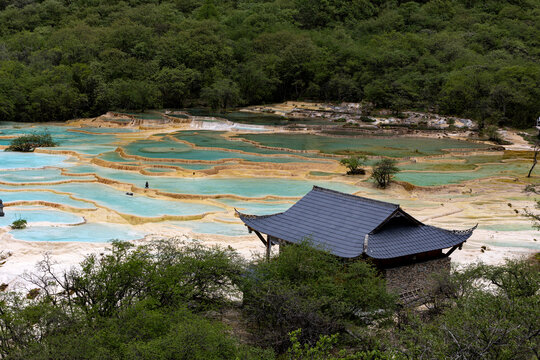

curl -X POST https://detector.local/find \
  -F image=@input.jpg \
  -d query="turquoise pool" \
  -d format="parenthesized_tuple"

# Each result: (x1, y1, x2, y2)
(0, 208, 84, 226)
(0, 169, 94, 183)
(235, 133, 490, 157)
(10, 222, 146, 242)
(396, 161, 534, 186)
(0, 190, 95, 209)
(0, 152, 70, 170)
(168, 221, 248, 237)
(122, 139, 315, 163)
(41, 183, 225, 217)
(62, 165, 360, 198)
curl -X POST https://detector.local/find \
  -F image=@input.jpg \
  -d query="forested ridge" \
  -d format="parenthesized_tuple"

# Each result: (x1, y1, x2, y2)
(0, 0, 539, 127)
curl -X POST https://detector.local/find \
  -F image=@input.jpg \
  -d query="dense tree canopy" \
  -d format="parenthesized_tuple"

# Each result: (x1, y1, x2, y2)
(0, 0, 539, 127)
(0, 239, 538, 358)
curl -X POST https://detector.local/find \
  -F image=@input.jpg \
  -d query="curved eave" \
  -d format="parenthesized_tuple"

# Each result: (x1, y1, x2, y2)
(366, 224, 477, 259)
(238, 209, 477, 260)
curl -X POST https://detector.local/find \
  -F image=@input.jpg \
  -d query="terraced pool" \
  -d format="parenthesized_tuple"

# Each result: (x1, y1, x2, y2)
(234, 133, 491, 157)
(1, 120, 538, 247)
(10, 223, 146, 242)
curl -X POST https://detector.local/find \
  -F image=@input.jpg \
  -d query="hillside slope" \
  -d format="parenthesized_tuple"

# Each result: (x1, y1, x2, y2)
(0, 0, 539, 127)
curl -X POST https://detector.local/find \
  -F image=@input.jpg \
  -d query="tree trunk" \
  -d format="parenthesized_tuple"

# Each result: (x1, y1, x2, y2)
(527, 144, 539, 178)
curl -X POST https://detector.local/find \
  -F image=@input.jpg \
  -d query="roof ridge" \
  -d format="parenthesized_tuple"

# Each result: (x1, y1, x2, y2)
(235, 209, 283, 219)
(424, 223, 478, 235)
(312, 186, 399, 208)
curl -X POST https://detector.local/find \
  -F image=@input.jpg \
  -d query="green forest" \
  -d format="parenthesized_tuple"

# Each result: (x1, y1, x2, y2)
(0, 0, 539, 127)
(1, 240, 538, 359)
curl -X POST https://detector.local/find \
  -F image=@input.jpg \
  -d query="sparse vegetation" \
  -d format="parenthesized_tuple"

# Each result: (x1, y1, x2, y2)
(360, 116, 376, 123)
(5, 132, 57, 152)
(483, 125, 504, 144)
(524, 184, 540, 229)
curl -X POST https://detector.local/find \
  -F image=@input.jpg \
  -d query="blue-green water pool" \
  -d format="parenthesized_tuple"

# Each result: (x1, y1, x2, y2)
(235, 133, 490, 157)
(0, 208, 84, 226)
(122, 139, 315, 163)
(0, 190, 95, 208)
(10, 223, 146, 242)
(0, 152, 70, 170)
(39, 183, 225, 217)
(62, 165, 360, 197)
(0, 169, 94, 183)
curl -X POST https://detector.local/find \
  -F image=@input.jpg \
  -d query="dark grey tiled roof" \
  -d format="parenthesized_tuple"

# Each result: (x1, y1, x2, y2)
(367, 225, 473, 259)
(238, 186, 474, 259)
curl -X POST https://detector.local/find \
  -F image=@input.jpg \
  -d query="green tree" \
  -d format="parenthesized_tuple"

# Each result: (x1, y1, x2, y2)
(5, 131, 57, 152)
(196, 0, 219, 20)
(482, 125, 503, 144)
(371, 159, 399, 188)
(241, 241, 395, 351)
(153, 66, 198, 108)
(340, 155, 367, 175)
(201, 79, 242, 110)
(0, 239, 269, 359)
(400, 259, 540, 359)
(287, 329, 402, 360)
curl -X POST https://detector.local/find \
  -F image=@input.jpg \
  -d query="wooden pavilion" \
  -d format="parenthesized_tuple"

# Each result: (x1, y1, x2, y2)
(237, 186, 476, 295)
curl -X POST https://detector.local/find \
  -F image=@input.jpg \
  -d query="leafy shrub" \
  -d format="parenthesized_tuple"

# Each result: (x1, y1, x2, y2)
(24, 239, 245, 318)
(400, 259, 540, 359)
(0, 298, 273, 360)
(0, 239, 269, 359)
(240, 241, 395, 351)
(482, 125, 502, 144)
(360, 116, 376, 123)
(340, 155, 367, 175)
(5, 132, 57, 152)
(287, 330, 403, 360)
(10, 218, 27, 229)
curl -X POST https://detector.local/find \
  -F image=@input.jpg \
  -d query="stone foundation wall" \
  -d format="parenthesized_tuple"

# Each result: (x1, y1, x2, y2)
(383, 257, 451, 295)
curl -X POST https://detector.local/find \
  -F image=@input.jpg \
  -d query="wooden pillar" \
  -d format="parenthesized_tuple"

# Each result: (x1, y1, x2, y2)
(266, 235, 272, 261)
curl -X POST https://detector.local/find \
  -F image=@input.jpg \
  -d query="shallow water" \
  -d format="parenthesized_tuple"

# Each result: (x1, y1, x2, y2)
(168, 220, 248, 236)
(0, 190, 95, 208)
(235, 133, 490, 157)
(77, 127, 139, 133)
(183, 109, 328, 126)
(0, 126, 120, 154)
(0, 169, 94, 183)
(145, 168, 176, 173)
(217, 199, 294, 215)
(10, 222, 146, 242)
(98, 152, 139, 163)
(41, 183, 225, 217)
(1, 121, 537, 249)
(397, 161, 532, 186)
(123, 138, 314, 163)
(0, 152, 70, 170)
(172, 131, 322, 158)
(0, 208, 84, 226)
(63, 165, 359, 197)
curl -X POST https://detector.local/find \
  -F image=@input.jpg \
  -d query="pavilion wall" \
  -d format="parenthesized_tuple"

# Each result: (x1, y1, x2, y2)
(383, 256, 451, 295)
